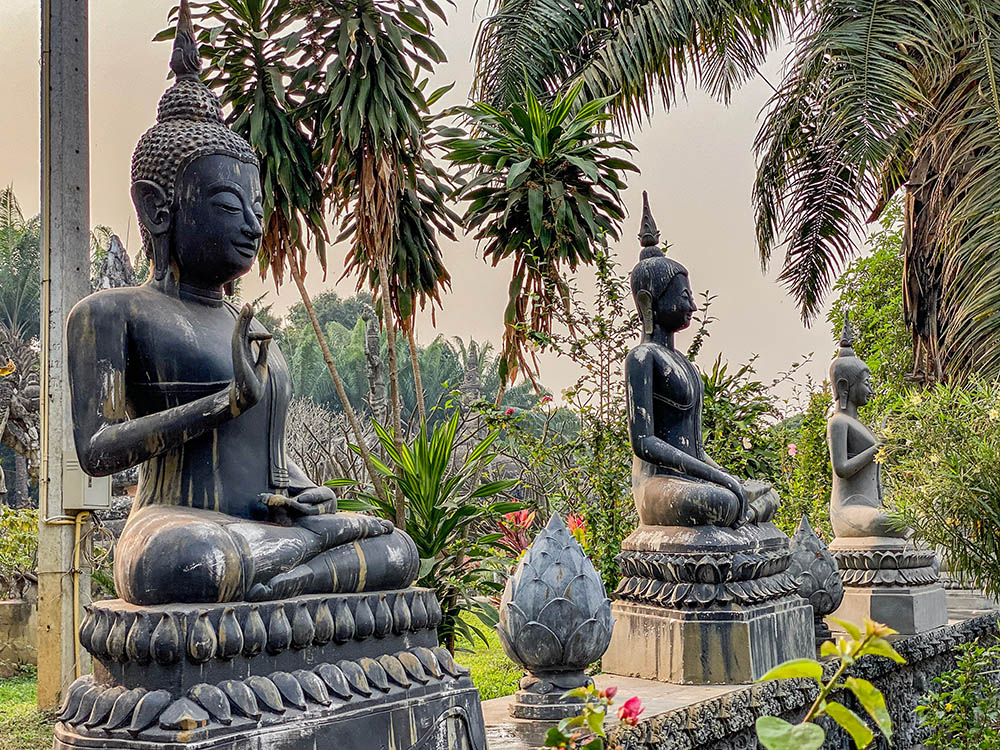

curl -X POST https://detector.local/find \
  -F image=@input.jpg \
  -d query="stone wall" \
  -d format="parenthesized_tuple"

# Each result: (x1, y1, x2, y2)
(607, 613, 999, 750)
(0, 599, 37, 676)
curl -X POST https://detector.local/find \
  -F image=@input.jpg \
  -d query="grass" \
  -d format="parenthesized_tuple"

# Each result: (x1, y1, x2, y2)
(454, 615, 522, 701)
(0, 670, 55, 750)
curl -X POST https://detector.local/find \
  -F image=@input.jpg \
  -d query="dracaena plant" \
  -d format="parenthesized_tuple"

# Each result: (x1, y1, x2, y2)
(756, 618, 904, 750)
(335, 410, 520, 651)
(444, 83, 638, 399)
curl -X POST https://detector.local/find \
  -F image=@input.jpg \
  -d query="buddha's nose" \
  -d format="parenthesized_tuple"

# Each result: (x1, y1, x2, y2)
(243, 213, 263, 242)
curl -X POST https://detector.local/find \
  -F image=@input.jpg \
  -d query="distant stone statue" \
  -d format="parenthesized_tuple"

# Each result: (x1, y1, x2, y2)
(826, 318, 947, 636)
(625, 192, 778, 528)
(828, 317, 905, 538)
(65, 1, 416, 607)
(604, 193, 813, 685)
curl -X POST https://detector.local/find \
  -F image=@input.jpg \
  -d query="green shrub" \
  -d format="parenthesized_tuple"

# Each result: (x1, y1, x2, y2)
(917, 638, 1000, 748)
(0, 507, 36, 600)
(885, 379, 1000, 596)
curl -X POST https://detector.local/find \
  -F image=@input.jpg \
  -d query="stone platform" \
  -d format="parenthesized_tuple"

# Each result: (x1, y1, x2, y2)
(484, 590, 1000, 750)
(830, 537, 948, 635)
(603, 522, 814, 684)
(53, 589, 486, 750)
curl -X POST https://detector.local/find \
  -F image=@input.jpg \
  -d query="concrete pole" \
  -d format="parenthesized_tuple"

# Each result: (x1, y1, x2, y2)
(38, 0, 92, 710)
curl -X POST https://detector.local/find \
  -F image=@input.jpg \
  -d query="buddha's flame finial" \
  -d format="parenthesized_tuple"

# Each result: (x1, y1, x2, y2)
(840, 313, 855, 349)
(170, 0, 201, 80)
(639, 191, 660, 249)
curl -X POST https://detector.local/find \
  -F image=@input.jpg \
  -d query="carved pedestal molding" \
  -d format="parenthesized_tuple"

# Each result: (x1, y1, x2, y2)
(829, 537, 948, 636)
(53, 589, 486, 749)
(604, 523, 814, 684)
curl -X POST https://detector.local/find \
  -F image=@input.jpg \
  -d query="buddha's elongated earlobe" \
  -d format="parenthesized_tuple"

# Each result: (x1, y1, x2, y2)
(836, 377, 850, 410)
(637, 290, 653, 335)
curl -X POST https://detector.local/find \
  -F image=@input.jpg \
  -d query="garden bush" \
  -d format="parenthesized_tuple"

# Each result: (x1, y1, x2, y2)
(885, 378, 1000, 597)
(0, 507, 36, 600)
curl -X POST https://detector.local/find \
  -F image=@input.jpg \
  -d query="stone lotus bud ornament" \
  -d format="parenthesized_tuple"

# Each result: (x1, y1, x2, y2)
(787, 515, 844, 646)
(497, 514, 614, 719)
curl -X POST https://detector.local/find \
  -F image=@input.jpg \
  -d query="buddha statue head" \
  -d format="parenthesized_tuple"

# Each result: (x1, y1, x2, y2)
(830, 315, 872, 410)
(630, 192, 694, 337)
(130, 0, 262, 294)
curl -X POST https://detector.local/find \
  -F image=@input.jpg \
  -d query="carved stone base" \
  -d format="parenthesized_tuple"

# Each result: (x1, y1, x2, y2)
(603, 595, 814, 684)
(507, 672, 589, 720)
(830, 537, 948, 635)
(52, 589, 486, 749)
(53, 678, 485, 749)
(830, 584, 948, 635)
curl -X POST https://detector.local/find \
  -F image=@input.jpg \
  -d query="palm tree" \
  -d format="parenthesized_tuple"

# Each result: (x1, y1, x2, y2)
(0, 187, 40, 342)
(754, 2, 1000, 383)
(473, 0, 801, 126)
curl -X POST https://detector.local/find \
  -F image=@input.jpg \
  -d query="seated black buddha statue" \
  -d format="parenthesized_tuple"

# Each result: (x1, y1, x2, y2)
(66, 5, 417, 606)
(626, 193, 778, 529)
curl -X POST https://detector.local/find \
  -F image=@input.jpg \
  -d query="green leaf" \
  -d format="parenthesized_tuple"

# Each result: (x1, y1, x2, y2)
(829, 618, 863, 642)
(544, 727, 570, 746)
(858, 637, 905, 664)
(757, 658, 824, 683)
(528, 187, 543, 237)
(506, 158, 532, 189)
(820, 641, 840, 659)
(844, 677, 892, 740)
(755, 716, 825, 750)
(825, 701, 874, 749)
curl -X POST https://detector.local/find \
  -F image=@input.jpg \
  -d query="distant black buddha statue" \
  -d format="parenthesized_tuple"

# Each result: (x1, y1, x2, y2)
(625, 193, 777, 529)
(66, 3, 417, 606)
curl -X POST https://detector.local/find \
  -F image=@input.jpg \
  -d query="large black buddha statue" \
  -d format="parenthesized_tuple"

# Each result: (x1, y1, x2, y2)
(66, 3, 417, 607)
(626, 193, 777, 529)
(55, 8, 485, 747)
(605, 194, 812, 685)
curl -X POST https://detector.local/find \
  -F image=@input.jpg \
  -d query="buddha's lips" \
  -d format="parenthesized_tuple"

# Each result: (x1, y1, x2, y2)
(233, 242, 258, 258)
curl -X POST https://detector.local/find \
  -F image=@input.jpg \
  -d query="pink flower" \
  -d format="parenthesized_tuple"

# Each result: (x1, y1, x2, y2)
(540, 396, 552, 404)
(599, 685, 618, 700)
(787, 443, 798, 457)
(504, 407, 515, 416)
(617, 696, 644, 726)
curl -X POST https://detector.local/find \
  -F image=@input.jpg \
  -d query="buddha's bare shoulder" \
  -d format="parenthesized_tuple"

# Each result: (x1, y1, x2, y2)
(69, 284, 174, 323)
(627, 343, 684, 374)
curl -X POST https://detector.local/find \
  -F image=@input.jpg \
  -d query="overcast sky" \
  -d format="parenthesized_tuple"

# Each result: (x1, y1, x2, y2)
(2, 1, 844, 404)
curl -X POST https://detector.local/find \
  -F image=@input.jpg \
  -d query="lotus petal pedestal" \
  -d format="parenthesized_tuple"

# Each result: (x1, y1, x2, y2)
(829, 537, 947, 635)
(52, 589, 486, 750)
(603, 523, 814, 685)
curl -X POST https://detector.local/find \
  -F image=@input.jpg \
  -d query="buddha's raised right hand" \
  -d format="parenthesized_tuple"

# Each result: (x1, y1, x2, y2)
(230, 303, 271, 414)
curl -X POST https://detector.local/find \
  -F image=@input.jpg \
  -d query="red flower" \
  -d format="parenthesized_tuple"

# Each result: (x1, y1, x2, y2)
(599, 685, 618, 700)
(617, 696, 644, 726)
(540, 395, 552, 404)
(504, 407, 515, 416)
(567, 514, 586, 533)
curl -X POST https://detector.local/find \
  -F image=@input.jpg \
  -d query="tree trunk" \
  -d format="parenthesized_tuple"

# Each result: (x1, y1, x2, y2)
(377, 252, 407, 529)
(407, 325, 426, 428)
(288, 260, 389, 507)
(14, 452, 27, 508)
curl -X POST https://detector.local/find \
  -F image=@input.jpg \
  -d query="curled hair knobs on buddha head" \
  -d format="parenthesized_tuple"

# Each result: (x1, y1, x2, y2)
(130, 0, 259, 281)
(630, 192, 688, 335)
